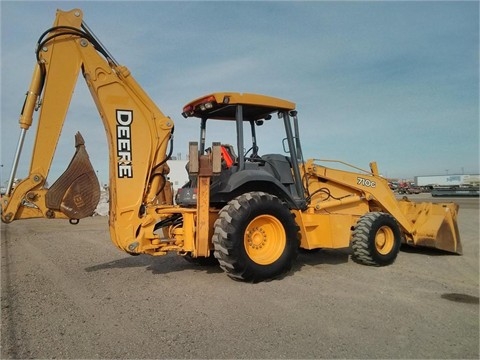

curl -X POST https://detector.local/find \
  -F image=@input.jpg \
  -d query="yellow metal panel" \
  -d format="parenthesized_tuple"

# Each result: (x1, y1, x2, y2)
(294, 211, 355, 250)
(185, 92, 296, 113)
(213, 92, 296, 111)
(196, 176, 211, 257)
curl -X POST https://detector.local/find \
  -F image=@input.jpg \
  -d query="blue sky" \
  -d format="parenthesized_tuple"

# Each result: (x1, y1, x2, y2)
(1, 0, 478, 185)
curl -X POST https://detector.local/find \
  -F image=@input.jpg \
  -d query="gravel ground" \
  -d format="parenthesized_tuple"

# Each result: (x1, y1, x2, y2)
(1, 194, 478, 359)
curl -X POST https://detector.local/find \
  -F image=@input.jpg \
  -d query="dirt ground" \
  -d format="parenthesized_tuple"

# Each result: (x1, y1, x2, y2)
(1, 195, 478, 359)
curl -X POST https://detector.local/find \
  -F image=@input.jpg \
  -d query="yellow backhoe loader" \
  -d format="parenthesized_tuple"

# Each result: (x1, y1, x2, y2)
(1, 9, 461, 282)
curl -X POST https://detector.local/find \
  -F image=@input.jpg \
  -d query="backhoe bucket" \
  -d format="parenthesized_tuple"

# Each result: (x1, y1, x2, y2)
(399, 200, 462, 254)
(45, 132, 100, 219)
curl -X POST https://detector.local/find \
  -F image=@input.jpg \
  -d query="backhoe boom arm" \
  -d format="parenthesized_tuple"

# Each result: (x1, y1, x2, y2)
(1, 9, 174, 254)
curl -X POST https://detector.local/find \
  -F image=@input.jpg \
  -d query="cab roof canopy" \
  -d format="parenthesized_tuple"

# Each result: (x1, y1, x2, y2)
(182, 92, 296, 121)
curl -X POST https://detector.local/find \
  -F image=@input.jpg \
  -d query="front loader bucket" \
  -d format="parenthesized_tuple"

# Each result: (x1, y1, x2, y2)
(399, 200, 462, 255)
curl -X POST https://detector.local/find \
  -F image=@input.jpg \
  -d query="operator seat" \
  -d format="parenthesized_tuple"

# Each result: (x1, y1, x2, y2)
(220, 144, 237, 168)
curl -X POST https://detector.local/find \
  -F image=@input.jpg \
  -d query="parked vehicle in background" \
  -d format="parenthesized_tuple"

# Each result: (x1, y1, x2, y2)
(397, 182, 422, 194)
(406, 186, 422, 194)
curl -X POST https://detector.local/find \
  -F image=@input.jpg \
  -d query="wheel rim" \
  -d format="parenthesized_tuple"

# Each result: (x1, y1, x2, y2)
(244, 215, 286, 265)
(375, 225, 395, 255)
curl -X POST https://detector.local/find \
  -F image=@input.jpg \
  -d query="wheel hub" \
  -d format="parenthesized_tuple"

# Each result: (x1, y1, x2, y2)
(246, 227, 267, 249)
(375, 226, 394, 255)
(243, 214, 286, 265)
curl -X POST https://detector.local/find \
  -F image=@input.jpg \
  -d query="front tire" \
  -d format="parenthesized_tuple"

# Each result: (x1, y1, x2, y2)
(351, 212, 402, 266)
(213, 192, 299, 282)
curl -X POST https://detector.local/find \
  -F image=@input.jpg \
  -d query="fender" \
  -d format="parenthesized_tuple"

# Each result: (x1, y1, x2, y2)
(212, 169, 304, 209)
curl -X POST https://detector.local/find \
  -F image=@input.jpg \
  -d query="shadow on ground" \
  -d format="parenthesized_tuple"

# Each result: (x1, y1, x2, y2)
(84, 247, 351, 279)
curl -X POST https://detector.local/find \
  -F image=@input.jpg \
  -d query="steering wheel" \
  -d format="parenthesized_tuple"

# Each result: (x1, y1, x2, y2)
(244, 147, 265, 163)
(244, 146, 262, 159)
(244, 146, 254, 158)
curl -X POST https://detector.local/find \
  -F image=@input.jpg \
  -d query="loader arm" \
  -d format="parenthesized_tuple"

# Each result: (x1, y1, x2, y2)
(303, 159, 461, 254)
(1, 9, 174, 253)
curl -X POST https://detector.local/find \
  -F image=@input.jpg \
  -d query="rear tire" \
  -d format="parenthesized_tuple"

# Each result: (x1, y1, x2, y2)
(213, 192, 299, 282)
(351, 212, 402, 266)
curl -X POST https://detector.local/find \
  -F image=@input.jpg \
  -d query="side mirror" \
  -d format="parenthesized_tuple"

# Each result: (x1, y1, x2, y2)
(282, 138, 290, 153)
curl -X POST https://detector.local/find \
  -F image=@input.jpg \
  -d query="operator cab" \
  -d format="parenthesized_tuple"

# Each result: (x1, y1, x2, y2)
(177, 92, 307, 209)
